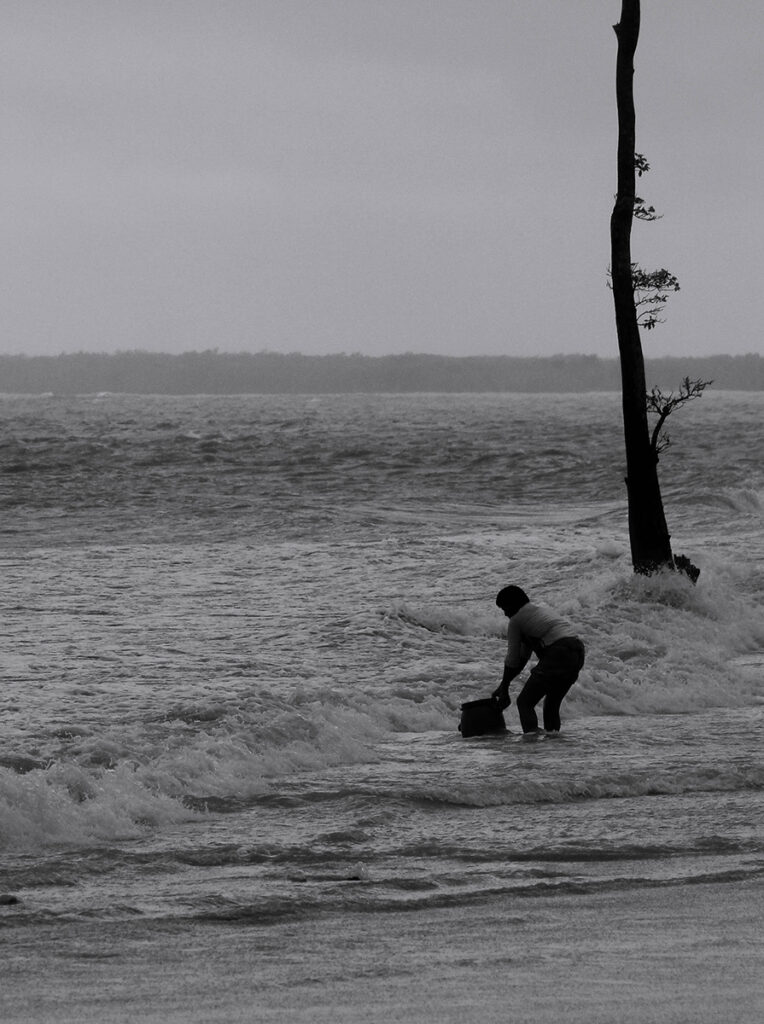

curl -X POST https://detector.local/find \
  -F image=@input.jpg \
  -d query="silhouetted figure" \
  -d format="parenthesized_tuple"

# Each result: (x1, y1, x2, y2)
(492, 586, 585, 735)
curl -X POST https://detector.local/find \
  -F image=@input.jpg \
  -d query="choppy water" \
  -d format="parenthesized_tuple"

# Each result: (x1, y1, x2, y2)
(1, 391, 762, 936)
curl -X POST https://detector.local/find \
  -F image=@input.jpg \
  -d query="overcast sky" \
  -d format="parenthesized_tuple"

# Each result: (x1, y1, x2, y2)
(2, 1, 762, 358)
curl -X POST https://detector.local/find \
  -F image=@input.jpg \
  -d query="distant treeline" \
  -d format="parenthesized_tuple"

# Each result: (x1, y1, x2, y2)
(1, 351, 763, 394)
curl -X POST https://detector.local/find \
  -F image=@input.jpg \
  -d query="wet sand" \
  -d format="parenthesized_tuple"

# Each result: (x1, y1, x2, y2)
(3, 878, 762, 1023)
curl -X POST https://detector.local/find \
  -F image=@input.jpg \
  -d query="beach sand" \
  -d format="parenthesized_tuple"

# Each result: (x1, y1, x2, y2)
(3, 878, 762, 1023)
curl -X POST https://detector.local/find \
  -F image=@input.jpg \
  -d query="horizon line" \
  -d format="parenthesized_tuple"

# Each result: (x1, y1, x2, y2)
(1, 350, 760, 361)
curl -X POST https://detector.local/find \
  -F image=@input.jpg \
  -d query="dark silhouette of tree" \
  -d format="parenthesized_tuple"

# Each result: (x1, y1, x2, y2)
(647, 376, 711, 458)
(631, 265, 680, 331)
(610, 1, 705, 577)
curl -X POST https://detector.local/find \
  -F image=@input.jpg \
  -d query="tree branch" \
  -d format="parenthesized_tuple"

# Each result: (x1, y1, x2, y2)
(647, 377, 713, 458)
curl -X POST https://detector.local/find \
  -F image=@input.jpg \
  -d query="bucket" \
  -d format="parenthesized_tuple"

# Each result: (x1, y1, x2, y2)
(458, 697, 507, 738)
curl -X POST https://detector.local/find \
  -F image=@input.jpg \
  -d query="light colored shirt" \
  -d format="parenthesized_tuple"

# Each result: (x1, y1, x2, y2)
(505, 602, 575, 670)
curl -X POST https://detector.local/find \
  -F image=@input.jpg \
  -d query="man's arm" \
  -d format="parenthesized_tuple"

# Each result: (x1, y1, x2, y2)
(491, 623, 531, 708)
(491, 662, 522, 708)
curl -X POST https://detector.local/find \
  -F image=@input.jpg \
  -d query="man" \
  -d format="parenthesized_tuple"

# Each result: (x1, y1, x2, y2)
(491, 585, 585, 735)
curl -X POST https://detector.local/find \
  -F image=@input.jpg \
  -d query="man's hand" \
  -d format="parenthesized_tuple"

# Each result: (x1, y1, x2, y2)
(491, 685, 511, 710)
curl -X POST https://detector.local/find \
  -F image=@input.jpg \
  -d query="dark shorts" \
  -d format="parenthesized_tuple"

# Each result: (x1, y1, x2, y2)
(517, 637, 585, 733)
(530, 636, 586, 682)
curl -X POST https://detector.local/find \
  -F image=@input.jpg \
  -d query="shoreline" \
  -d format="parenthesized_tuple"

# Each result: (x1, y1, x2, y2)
(3, 877, 762, 1023)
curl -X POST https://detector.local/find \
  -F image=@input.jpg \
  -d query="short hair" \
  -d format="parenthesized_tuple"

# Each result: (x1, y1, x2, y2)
(496, 585, 529, 615)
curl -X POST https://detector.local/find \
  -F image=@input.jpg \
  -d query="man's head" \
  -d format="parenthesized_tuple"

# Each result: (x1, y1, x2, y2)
(496, 585, 529, 617)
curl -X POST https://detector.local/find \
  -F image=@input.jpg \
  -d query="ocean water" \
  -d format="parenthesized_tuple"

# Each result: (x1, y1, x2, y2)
(1, 390, 762, 1020)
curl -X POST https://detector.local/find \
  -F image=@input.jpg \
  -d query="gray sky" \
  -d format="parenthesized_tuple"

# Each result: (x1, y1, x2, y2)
(2, 1, 762, 358)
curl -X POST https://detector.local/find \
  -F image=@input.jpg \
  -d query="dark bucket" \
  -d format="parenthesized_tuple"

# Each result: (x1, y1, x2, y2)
(458, 697, 507, 738)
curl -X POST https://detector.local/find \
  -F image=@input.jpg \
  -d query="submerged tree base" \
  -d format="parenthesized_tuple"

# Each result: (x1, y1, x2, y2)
(673, 554, 701, 584)
(634, 553, 700, 584)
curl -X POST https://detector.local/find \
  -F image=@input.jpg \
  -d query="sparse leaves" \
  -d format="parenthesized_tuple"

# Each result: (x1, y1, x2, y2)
(605, 263, 680, 330)
(646, 377, 713, 457)
(607, 151, 676, 324)
(632, 266, 680, 330)
(634, 153, 659, 216)
(634, 152, 650, 177)
(634, 197, 661, 221)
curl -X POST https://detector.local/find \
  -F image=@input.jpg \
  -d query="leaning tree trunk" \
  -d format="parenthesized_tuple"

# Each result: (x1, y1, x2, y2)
(610, 0, 673, 573)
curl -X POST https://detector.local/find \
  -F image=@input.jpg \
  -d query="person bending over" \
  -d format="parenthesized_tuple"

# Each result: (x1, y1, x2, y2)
(491, 585, 585, 735)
